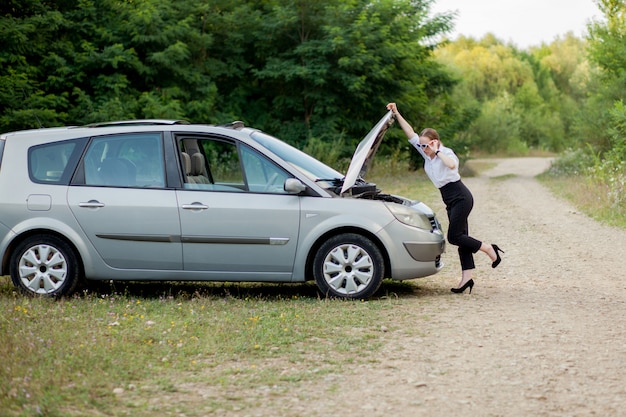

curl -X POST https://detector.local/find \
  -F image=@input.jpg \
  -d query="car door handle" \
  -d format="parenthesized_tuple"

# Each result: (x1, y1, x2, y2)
(181, 203, 209, 210)
(78, 200, 105, 208)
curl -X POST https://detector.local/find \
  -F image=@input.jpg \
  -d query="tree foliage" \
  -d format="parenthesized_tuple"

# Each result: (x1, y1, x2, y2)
(0, 0, 456, 159)
(3, 0, 622, 173)
(585, 0, 626, 154)
(433, 33, 591, 155)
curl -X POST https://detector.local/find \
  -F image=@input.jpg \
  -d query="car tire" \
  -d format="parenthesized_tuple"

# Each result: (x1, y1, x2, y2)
(313, 233, 384, 299)
(10, 234, 82, 297)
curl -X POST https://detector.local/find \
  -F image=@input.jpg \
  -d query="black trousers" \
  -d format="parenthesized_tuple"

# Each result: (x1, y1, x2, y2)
(440, 180, 482, 271)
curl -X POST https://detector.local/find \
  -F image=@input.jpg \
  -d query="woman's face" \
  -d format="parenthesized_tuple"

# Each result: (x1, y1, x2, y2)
(419, 136, 438, 157)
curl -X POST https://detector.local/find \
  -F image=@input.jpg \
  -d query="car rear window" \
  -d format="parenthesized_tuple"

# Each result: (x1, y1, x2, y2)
(28, 139, 86, 184)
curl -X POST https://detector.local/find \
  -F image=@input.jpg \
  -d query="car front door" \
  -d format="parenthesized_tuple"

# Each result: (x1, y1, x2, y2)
(68, 133, 182, 270)
(176, 136, 300, 280)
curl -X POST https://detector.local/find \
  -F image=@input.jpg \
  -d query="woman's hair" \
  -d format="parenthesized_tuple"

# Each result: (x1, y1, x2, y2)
(419, 128, 439, 141)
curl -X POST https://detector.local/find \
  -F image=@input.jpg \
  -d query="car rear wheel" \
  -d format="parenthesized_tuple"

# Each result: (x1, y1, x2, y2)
(10, 234, 82, 297)
(313, 233, 384, 299)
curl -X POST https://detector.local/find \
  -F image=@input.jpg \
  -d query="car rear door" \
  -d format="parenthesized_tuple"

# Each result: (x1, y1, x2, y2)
(68, 132, 183, 270)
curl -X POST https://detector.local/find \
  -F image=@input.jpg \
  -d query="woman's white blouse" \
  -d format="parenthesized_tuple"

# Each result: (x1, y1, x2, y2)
(409, 135, 460, 189)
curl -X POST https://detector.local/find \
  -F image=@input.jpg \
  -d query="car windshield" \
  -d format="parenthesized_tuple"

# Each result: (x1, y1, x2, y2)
(250, 131, 343, 187)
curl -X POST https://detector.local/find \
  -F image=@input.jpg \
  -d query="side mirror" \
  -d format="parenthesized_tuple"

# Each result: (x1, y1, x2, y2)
(284, 178, 307, 194)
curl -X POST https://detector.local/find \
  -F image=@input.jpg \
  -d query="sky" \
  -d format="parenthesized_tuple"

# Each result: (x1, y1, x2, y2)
(429, 0, 601, 49)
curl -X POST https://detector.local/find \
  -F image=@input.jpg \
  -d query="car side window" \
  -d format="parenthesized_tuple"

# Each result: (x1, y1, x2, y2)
(84, 133, 165, 188)
(240, 145, 290, 194)
(179, 138, 289, 193)
(180, 138, 244, 191)
(29, 139, 86, 184)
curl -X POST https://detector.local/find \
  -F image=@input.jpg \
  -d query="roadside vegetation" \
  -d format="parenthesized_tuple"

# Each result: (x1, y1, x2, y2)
(2, 1, 625, 182)
(540, 149, 626, 229)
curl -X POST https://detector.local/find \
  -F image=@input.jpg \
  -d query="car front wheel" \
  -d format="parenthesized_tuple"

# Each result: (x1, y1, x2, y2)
(313, 233, 384, 299)
(10, 234, 82, 296)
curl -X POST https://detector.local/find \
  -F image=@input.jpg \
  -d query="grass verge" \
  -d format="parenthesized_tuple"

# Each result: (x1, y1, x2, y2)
(538, 172, 626, 229)
(0, 278, 421, 416)
(0, 165, 437, 416)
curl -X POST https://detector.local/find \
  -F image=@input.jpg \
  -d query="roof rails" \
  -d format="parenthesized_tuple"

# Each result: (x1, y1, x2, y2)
(83, 119, 246, 130)
(219, 121, 245, 130)
(85, 119, 190, 128)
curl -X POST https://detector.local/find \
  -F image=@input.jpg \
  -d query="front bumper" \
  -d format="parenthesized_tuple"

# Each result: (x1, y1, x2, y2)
(403, 239, 446, 263)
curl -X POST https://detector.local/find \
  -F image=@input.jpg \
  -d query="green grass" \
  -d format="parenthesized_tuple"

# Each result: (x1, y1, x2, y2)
(539, 172, 626, 229)
(369, 159, 439, 202)
(0, 163, 439, 416)
(0, 277, 422, 416)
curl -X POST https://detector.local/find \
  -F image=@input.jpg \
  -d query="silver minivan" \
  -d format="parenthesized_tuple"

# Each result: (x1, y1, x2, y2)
(0, 111, 445, 299)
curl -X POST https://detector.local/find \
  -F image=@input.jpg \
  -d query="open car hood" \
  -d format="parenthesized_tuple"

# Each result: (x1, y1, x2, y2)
(340, 110, 395, 195)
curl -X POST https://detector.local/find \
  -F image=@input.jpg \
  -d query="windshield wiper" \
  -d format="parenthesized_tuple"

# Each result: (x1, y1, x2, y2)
(315, 178, 344, 186)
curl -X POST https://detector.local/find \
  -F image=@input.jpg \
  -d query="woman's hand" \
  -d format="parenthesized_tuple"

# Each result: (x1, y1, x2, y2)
(427, 140, 439, 153)
(386, 102, 416, 139)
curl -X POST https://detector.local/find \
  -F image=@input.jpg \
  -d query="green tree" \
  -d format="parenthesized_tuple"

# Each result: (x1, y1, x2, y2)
(584, 0, 626, 152)
(434, 33, 587, 153)
(1, 0, 457, 164)
(236, 0, 457, 151)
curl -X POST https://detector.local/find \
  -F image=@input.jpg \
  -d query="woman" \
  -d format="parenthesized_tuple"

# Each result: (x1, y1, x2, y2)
(386, 103, 503, 294)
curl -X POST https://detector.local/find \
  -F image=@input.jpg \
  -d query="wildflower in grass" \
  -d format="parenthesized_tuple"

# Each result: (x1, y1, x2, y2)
(14, 305, 28, 315)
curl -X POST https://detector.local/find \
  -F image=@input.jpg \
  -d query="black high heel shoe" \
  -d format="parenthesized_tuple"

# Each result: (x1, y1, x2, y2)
(491, 244, 504, 268)
(451, 279, 474, 294)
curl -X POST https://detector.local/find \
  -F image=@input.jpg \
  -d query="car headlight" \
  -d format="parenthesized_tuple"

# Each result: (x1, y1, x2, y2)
(385, 203, 433, 230)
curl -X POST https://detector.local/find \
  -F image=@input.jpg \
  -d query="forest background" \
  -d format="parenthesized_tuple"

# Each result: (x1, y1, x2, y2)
(0, 0, 624, 219)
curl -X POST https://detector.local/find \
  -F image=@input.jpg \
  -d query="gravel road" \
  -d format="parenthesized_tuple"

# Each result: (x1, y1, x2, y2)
(277, 157, 626, 417)
(189, 157, 625, 417)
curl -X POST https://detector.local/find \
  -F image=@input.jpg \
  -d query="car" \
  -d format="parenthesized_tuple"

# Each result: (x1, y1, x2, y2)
(0, 111, 445, 299)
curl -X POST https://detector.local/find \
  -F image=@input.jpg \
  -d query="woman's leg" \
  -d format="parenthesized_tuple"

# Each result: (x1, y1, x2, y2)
(447, 199, 481, 270)
(458, 269, 472, 287)
(442, 181, 498, 289)
(480, 243, 498, 262)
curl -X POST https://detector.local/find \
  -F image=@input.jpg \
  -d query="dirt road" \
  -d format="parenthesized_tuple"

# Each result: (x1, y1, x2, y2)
(280, 157, 626, 416)
(192, 157, 625, 417)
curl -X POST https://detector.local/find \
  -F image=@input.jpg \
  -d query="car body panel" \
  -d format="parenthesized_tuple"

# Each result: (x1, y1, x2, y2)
(176, 189, 300, 278)
(67, 187, 182, 270)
